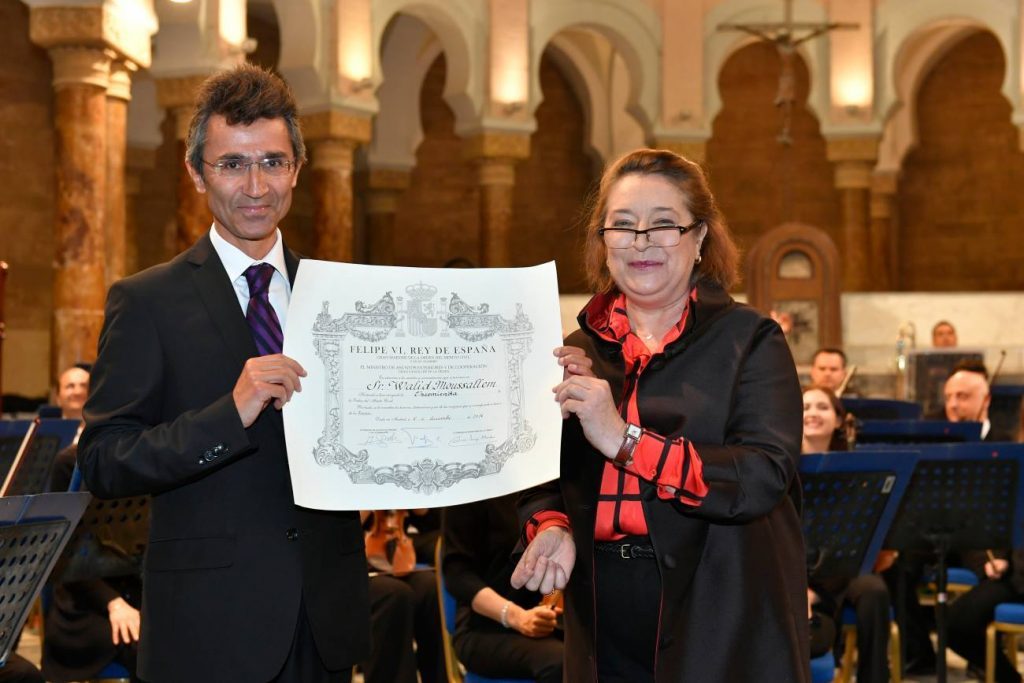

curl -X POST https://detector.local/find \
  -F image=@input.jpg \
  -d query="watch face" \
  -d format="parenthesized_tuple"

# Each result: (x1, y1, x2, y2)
(626, 424, 642, 439)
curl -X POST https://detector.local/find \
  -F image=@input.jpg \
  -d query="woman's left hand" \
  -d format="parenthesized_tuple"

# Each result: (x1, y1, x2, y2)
(554, 346, 595, 380)
(553, 375, 626, 458)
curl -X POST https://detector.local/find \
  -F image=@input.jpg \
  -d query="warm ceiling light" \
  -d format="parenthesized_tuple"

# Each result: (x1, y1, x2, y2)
(169, 0, 193, 4)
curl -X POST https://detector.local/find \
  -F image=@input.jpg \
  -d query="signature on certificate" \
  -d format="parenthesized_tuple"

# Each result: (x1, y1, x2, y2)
(449, 431, 494, 447)
(402, 429, 440, 448)
(361, 430, 402, 447)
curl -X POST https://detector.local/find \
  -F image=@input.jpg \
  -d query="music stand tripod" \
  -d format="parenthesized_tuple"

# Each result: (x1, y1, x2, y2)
(884, 442, 1024, 683)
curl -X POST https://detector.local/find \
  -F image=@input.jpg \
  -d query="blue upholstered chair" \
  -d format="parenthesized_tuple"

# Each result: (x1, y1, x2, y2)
(92, 660, 132, 682)
(435, 539, 532, 683)
(810, 651, 836, 683)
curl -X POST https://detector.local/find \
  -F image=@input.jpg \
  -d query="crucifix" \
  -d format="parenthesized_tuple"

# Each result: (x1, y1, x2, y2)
(718, 0, 858, 145)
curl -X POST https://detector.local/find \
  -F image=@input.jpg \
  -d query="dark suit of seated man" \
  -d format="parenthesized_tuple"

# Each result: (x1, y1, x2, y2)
(78, 63, 369, 683)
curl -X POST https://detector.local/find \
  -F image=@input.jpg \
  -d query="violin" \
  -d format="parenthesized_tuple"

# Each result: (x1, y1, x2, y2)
(365, 510, 416, 576)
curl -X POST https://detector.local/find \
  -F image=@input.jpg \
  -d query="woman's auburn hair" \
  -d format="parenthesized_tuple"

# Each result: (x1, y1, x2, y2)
(582, 148, 740, 293)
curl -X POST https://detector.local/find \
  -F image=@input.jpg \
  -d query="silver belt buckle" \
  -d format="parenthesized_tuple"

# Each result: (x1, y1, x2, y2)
(620, 543, 631, 559)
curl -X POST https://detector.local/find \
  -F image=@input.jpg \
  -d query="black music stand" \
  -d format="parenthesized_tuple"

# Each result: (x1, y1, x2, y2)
(0, 491, 90, 667)
(883, 442, 1024, 683)
(800, 450, 918, 580)
(841, 398, 923, 421)
(854, 419, 982, 446)
(53, 493, 150, 583)
(1, 417, 80, 496)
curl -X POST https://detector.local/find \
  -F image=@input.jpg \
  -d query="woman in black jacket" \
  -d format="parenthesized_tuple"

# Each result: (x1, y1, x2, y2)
(511, 148, 807, 682)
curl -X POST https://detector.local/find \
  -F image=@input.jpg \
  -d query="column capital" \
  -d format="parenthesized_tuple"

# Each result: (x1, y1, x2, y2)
(155, 74, 211, 110)
(309, 138, 358, 171)
(651, 137, 708, 165)
(825, 135, 880, 163)
(28, 4, 154, 69)
(462, 131, 530, 162)
(871, 170, 899, 196)
(48, 46, 112, 90)
(107, 60, 135, 101)
(302, 110, 373, 144)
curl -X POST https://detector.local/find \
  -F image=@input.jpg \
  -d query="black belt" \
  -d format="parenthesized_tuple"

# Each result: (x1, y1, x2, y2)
(595, 541, 656, 559)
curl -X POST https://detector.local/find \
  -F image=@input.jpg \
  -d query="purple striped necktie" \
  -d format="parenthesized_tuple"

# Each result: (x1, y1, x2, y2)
(243, 263, 284, 356)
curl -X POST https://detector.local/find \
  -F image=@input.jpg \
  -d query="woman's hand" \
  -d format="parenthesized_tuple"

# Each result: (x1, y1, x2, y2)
(553, 375, 626, 458)
(511, 527, 576, 595)
(107, 597, 140, 645)
(509, 603, 560, 638)
(554, 346, 594, 380)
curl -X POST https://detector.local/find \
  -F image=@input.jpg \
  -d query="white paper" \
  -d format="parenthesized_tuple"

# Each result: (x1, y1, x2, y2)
(282, 261, 564, 510)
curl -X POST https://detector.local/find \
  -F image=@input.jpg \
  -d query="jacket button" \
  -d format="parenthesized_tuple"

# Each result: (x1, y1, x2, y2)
(286, 528, 299, 541)
(213, 443, 228, 454)
(663, 554, 677, 569)
(202, 449, 216, 462)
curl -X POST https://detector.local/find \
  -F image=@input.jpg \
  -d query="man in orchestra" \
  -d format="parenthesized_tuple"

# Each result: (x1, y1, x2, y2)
(54, 364, 90, 421)
(932, 320, 959, 348)
(78, 63, 369, 683)
(941, 362, 1012, 441)
(809, 347, 849, 394)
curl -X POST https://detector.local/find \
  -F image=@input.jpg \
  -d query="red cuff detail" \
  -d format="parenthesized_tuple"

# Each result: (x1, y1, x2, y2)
(628, 433, 707, 506)
(524, 510, 571, 543)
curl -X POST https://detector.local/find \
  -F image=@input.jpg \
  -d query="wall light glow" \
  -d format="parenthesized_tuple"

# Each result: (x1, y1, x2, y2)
(339, 0, 372, 83)
(837, 76, 871, 108)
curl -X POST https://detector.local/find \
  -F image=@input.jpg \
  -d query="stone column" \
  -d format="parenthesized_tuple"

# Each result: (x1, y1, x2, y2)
(303, 111, 373, 262)
(125, 147, 158, 276)
(365, 169, 411, 265)
(156, 76, 213, 252)
(105, 60, 133, 287)
(49, 46, 111, 374)
(463, 132, 530, 267)
(870, 171, 899, 291)
(827, 137, 879, 292)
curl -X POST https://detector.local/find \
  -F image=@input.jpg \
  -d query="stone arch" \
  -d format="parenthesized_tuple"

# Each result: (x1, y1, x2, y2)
(704, 0, 829, 129)
(372, 0, 484, 135)
(544, 35, 612, 165)
(366, 14, 441, 170)
(530, 0, 660, 138)
(877, 1, 1015, 173)
(272, 0, 324, 107)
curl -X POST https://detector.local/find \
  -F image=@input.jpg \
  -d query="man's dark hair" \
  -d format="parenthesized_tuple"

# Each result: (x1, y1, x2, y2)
(812, 347, 847, 366)
(950, 358, 989, 381)
(185, 63, 306, 176)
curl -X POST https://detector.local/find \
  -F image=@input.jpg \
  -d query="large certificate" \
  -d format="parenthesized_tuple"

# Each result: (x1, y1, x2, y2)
(282, 261, 564, 510)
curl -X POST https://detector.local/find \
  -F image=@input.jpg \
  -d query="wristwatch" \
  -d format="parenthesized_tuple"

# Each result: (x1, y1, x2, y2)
(613, 423, 642, 467)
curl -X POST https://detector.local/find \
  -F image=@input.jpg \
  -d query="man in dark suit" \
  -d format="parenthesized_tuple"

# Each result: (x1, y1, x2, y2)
(78, 63, 369, 683)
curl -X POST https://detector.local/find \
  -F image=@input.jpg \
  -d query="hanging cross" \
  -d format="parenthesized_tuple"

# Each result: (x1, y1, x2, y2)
(718, 0, 858, 145)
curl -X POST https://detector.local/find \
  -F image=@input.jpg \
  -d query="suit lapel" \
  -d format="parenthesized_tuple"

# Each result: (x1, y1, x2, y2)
(187, 234, 258, 374)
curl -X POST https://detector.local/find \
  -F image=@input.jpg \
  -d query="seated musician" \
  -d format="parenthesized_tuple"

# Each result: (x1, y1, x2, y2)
(803, 385, 893, 682)
(360, 510, 444, 683)
(442, 494, 563, 683)
(42, 368, 141, 682)
(938, 361, 1015, 441)
(947, 549, 1023, 683)
(810, 347, 858, 397)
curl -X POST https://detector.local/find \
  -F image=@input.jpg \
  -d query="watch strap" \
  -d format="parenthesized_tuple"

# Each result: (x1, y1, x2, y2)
(614, 423, 642, 467)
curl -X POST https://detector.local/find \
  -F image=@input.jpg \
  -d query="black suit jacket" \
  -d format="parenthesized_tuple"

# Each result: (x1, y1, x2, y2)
(79, 234, 369, 683)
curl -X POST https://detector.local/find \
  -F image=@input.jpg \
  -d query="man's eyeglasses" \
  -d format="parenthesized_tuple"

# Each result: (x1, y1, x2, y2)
(203, 157, 297, 178)
(598, 219, 703, 249)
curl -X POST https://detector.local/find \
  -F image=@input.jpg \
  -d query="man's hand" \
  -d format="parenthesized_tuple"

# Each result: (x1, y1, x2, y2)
(509, 603, 560, 638)
(108, 597, 140, 645)
(233, 354, 307, 427)
(511, 527, 576, 595)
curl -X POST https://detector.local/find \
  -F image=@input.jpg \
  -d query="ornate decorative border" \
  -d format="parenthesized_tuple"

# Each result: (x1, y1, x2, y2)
(311, 287, 536, 494)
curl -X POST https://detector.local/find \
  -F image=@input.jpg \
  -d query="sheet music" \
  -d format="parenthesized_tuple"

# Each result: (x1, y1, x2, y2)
(283, 261, 564, 510)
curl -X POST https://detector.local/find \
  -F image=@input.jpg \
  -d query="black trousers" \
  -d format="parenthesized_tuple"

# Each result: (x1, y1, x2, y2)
(843, 573, 891, 683)
(594, 544, 661, 683)
(268, 600, 351, 683)
(947, 578, 1023, 683)
(455, 624, 563, 683)
(360, 571, 445, 683)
